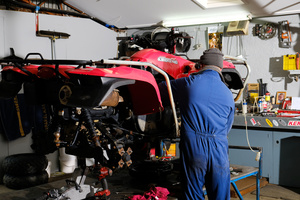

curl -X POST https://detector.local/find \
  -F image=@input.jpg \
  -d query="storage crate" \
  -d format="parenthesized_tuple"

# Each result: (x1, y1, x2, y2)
(283, 54, 299, 70)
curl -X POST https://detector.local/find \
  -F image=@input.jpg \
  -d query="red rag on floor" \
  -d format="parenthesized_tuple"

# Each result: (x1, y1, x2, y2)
(128, 187, 169, 200)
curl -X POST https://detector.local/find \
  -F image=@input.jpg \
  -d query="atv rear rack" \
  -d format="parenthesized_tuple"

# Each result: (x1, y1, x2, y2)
(0, 58, 180, 137)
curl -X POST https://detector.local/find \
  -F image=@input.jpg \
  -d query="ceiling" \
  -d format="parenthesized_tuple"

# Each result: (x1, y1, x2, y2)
(1, 0, 299, 30)
(64, 0, 300, 29)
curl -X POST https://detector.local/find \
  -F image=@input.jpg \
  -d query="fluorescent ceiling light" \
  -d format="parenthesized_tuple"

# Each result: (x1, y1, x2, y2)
(163, 11, 252, 27)
(206, 0, 244, 8)
(192, 0, 244, 9)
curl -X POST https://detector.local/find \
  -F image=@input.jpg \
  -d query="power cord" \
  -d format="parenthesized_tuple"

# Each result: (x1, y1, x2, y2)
(243, 113, 261, 161)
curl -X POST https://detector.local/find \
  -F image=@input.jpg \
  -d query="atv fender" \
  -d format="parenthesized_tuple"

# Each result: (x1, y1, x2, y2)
(64, 66, 163, 115)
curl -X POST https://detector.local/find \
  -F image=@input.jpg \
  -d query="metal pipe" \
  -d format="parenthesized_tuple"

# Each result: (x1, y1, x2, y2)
(100, 59, 180, 137)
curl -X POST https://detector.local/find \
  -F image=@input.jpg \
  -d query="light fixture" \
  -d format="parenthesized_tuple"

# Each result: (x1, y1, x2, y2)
(162, 11, 252, 27)
(192, 0, 244, 9)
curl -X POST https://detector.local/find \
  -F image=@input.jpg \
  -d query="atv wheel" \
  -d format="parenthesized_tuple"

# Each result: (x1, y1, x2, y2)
(129, 160, 173, 179)
(2, 153, 48, 176)
(3, 171, 49, 189)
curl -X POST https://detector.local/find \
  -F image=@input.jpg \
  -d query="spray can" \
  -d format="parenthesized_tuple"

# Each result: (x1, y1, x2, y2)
(242, 99, 247, 114)
(262, 99, 268, 112)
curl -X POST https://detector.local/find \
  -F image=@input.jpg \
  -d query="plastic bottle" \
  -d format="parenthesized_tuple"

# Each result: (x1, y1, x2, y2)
(271, 96, 275, 105)
(258, 99, 263, 113)
(265, 92, 270, 102)
(265, 93, 272, 111)
(262, 98, 268, 112)
(242, 99, 247, 114)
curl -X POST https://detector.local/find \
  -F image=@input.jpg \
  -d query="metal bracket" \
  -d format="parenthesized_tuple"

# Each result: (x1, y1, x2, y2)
(278, 20, 291, 48)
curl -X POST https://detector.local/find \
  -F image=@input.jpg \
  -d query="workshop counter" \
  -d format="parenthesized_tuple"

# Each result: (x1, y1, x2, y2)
(233, 113, 300, 131)
(228, 114, 300, 187)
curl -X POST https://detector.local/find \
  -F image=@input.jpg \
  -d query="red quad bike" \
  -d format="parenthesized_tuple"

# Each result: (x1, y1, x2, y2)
(0, 48, 249, 199)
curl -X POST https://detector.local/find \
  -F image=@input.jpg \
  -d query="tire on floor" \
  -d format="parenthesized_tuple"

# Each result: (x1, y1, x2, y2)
(2, 153, 48, 176)
(3, 171, 49, 190)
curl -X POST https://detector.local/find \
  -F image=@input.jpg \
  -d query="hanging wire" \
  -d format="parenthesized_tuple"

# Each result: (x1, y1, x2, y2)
(243, 114, 261, 161)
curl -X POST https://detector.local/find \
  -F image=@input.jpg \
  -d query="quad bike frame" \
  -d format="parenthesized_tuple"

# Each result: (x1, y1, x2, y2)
(0, 49, 250, 199)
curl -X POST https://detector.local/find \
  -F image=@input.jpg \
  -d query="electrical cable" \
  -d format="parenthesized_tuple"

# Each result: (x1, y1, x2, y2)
(239, 35, 246, 59)
(226, 36, 232, 56)
(287, 74, 297, 81)
(243, 113, 261, 161)
(271, 77, 285, 82)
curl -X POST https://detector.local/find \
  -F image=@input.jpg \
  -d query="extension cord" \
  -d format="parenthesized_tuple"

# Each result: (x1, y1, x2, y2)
(255, 151, 261, 161)
(244, 113, 261, 162)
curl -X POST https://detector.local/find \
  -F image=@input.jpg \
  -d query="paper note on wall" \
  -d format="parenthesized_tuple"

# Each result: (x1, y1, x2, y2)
(291, 97, 300, 110)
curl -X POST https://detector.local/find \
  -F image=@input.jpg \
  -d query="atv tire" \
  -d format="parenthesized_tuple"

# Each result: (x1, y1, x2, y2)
(129, 160, 173, 180)
(2, 153, 48, 176)
(3, 171, 49, 190)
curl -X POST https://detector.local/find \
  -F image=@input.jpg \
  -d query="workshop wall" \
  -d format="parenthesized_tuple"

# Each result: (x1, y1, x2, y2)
(0, 10, 119, 59)
(0, 10, 119, 179)
(127, 14, 300, 103)
(180, 14, 300, 103)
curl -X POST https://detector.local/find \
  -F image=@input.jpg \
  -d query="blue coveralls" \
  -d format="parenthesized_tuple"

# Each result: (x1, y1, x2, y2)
(159, 69, 235, 200)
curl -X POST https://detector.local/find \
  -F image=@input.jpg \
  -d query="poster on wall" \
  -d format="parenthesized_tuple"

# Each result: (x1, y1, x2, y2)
(207, 26, 224, 51)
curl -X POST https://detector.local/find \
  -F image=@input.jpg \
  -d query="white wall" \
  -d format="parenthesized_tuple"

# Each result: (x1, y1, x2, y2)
(0, 10, 119, 177)
(176, 14, 300, 101)
(0, 10, 119, 60)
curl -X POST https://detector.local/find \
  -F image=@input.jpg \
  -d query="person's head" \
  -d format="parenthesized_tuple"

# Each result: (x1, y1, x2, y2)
(199, 48, 224, 71)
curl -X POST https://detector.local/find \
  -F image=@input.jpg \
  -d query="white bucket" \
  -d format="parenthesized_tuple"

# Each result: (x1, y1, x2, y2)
(86, 158, 95, 167)
(59, 148, 77, 174)
(45, 161, 52, 178)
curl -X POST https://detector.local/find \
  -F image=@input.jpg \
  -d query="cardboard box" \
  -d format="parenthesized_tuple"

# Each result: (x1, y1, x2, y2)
(247, 83, 259, 104)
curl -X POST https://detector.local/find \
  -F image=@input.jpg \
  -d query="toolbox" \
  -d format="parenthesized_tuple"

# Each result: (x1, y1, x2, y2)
(283, 53, 300, 70)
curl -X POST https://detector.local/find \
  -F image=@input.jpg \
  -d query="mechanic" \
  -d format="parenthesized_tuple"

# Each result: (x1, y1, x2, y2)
(159, 48, 235, 200)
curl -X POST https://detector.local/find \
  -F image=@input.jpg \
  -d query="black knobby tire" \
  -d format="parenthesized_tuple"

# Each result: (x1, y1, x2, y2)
(3, 170, 49, 190)
(2, 153, 48, 176)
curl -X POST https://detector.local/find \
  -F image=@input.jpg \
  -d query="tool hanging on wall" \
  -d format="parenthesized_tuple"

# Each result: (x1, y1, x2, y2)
(278, 20, 292, 48)
(35, 6, 70, 59)
(254, 23, 277, 40)
(283, 52, 300, 81)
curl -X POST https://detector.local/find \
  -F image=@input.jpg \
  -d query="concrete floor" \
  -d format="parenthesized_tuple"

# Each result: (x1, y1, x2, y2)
(0, 169, 299, 200)
(231, 184, 300, 200)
